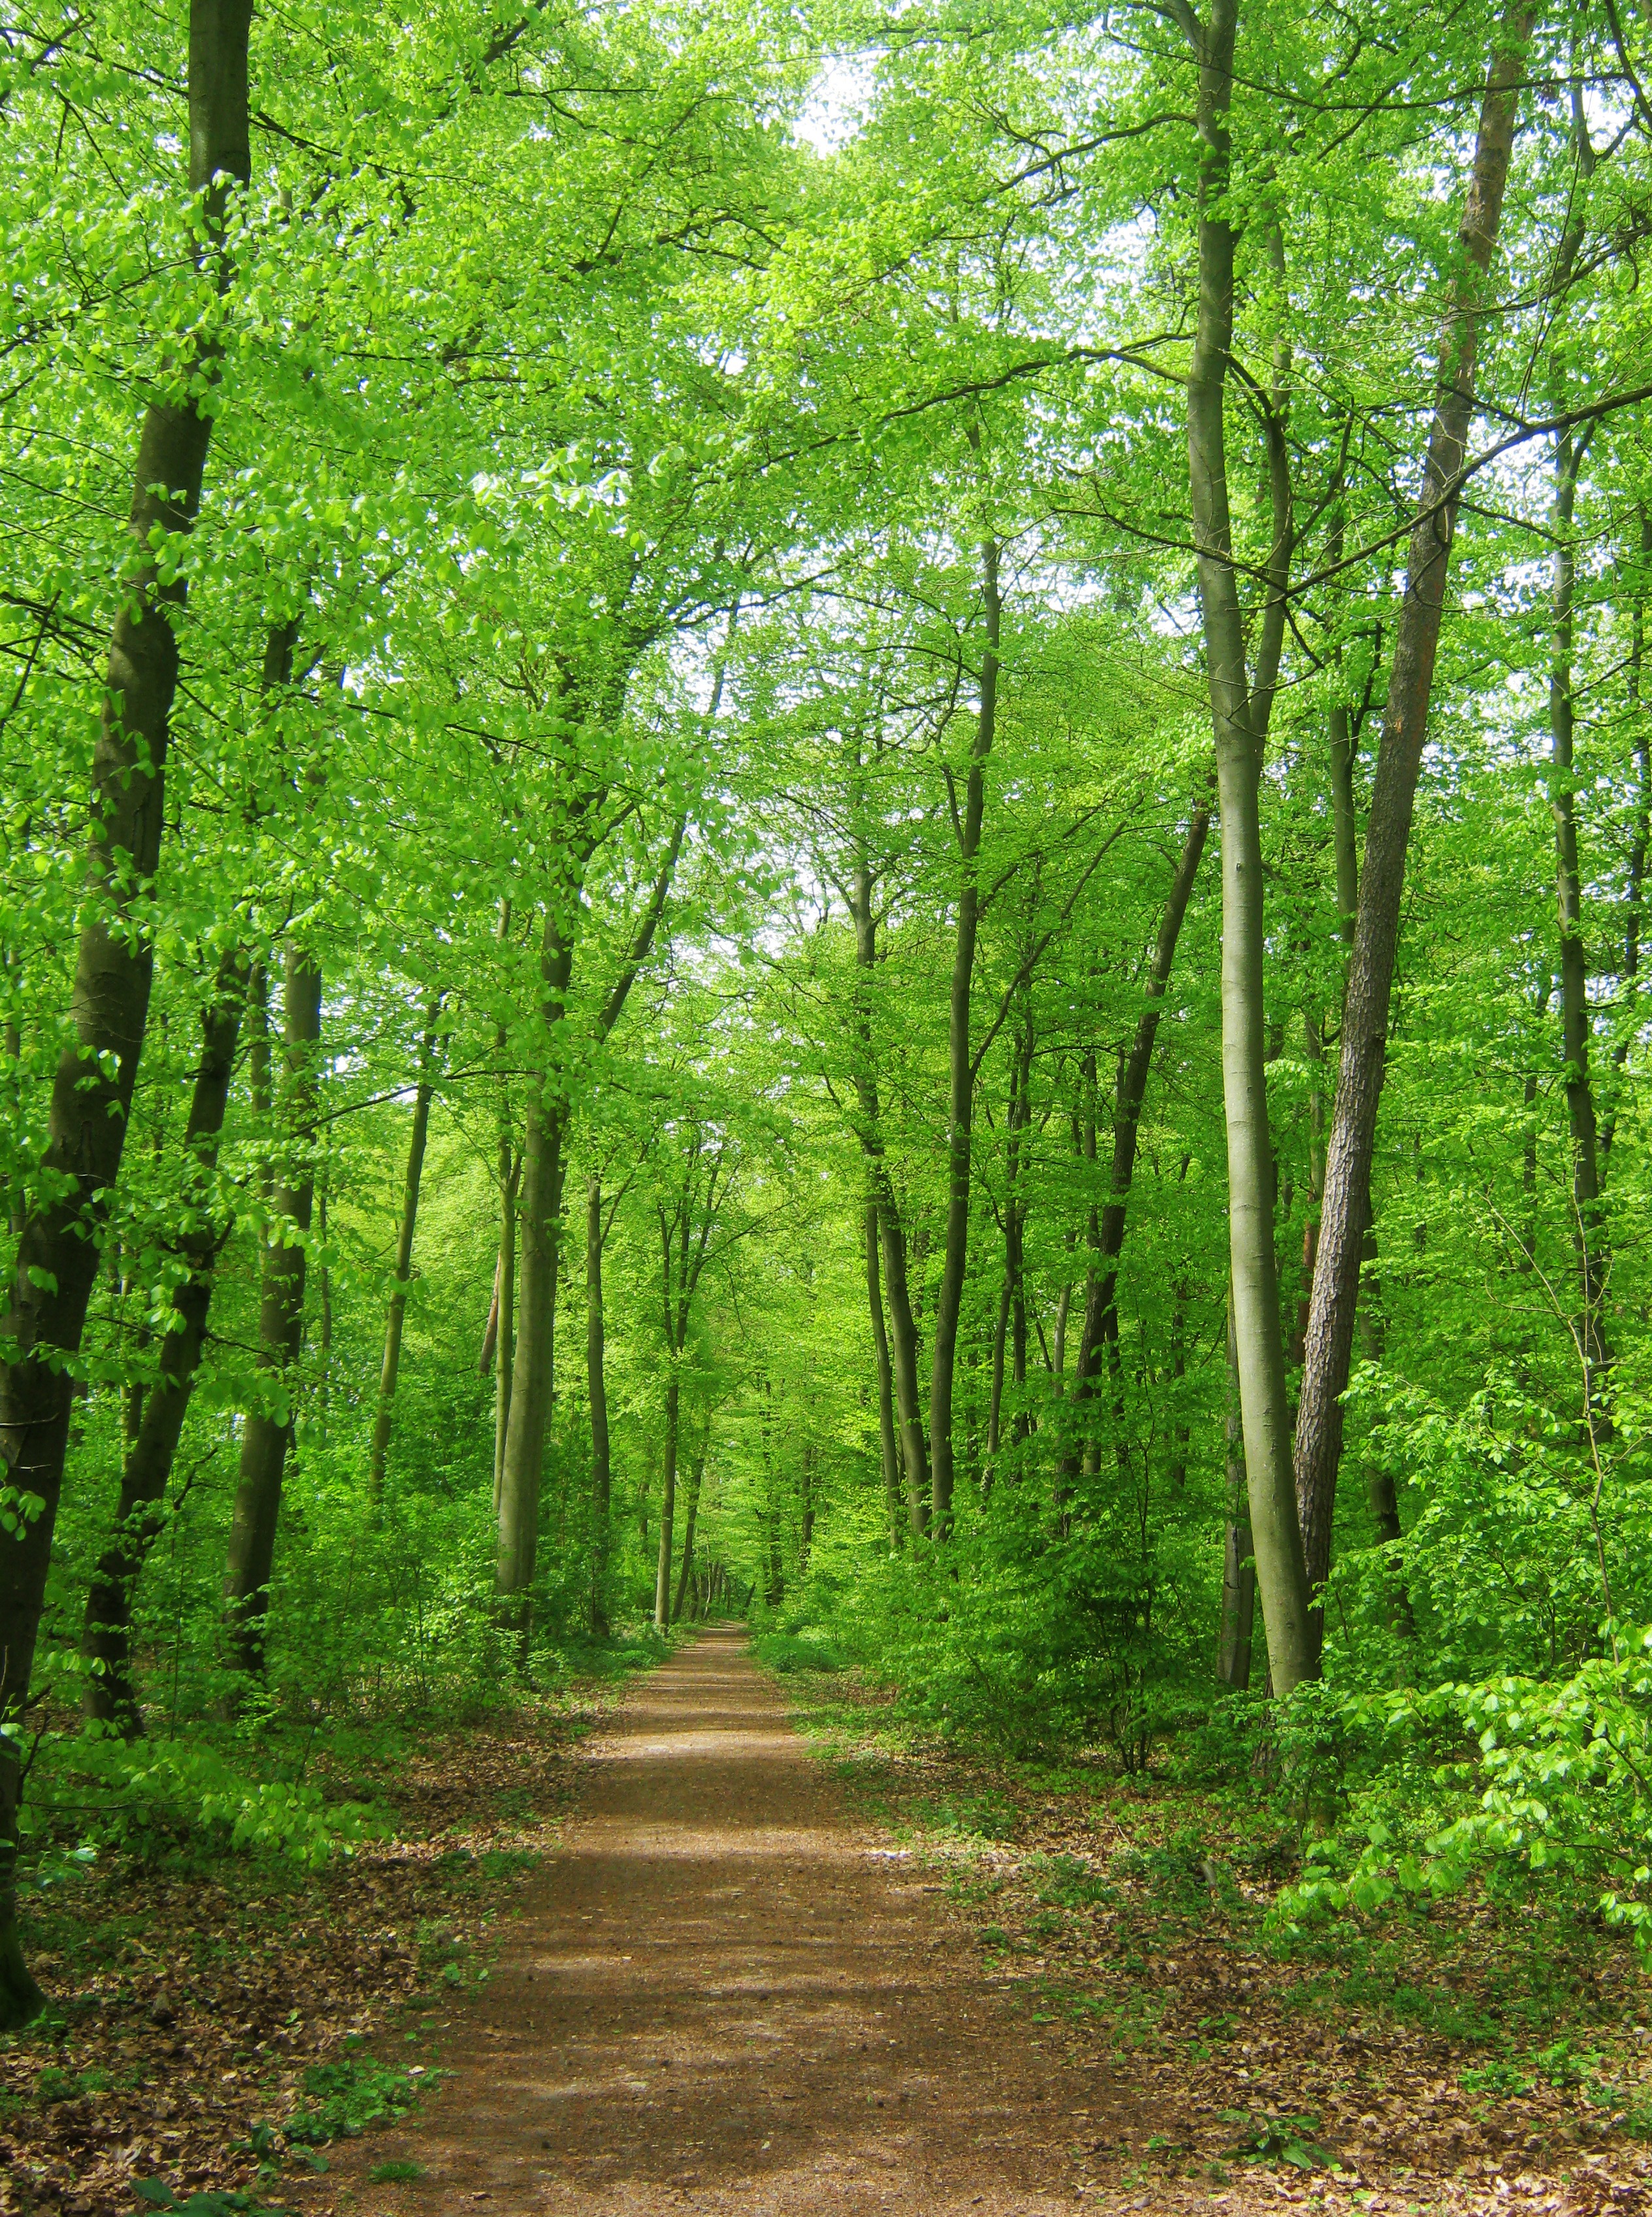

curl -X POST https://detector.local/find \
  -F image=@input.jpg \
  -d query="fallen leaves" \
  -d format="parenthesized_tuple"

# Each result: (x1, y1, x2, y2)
(0, 1688, 602, 2217)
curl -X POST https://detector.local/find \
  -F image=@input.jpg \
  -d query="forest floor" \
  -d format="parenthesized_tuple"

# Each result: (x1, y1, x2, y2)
(6, 1628, 1652, 2216)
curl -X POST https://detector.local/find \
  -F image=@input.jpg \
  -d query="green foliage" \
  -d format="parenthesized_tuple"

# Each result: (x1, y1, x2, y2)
(25, 1733, 389, 1869)
(752, 1631, 841, 1674)
(284, 2044, 429, 2146)
(1274, 1629, 1652, 1950)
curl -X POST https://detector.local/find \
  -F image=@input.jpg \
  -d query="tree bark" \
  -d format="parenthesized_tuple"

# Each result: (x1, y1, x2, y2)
(80, 952, 247, 1731)
(495, 921, 574, 1644)
(672, 1439, 706, 1624)
(1293, 3, 1534, 1652)
(587, 1169, 614, 1635)
(865, 1201, 903, 1546)
(0, 0, 254, 2026)
(846, 853, 928, 1525)
(497, 812, 686, 1644)
(222, 946, 323, 1677)
(1217, 1287, 1257, 1688)
(366, 1002, 443, 1507)
(929, 533, 1000, 1534)
(1602, 510, 1649, 1159)
(1181, 0, 1315, 1693)
(653, 1370, 681, 1633)
(1068, 795, 1212, 1428)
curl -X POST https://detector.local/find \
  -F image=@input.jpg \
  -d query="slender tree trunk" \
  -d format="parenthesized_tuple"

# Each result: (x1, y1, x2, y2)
(1293, 3, 1534, 1648)
(1549, 440, 1610, 1387)
(366, 1003, 442, 1507)
(222, 947, 323, 1676)
(1181, 0, 1314, 1692)
(1217, 1288, 1257, 1689)
(1067, 797, 1212, 1461)
(847, 856, 928, 1524)
(672, 1439, 706, 1624)
(491, 1150, 520, 1515)
(0, 0, 253, 2027)
(929, 535, 1000, 1533)
(81, 952, 247, 1731)
(1603, 511, 1651, 1159)
(865, 1202, 903, 1546)
(587, 1170, 614, 1635)
(653, 1371, 681, 1632)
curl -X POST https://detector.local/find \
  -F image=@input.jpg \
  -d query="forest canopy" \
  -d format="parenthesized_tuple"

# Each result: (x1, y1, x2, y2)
(3, 0, 1652, 2064)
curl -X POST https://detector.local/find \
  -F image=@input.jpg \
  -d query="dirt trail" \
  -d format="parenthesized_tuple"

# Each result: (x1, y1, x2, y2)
(322, 1625, 1104, 2215)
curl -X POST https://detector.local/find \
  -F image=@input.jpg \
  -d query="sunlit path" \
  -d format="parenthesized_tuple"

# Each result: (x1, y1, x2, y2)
(309, 1628, 1089, 2216)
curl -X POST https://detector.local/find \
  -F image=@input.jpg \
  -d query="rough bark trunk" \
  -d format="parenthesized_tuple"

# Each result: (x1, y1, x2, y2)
(222, 947, 323, 1677)
(1293, 3, 1534, 1649)
(0, 0, 254, 2026)
(1181, 0, 1315, 1693)
(929, 534, 1000, 1535)
(366, 1003, 442, 1507)
(495, 925, 572, 1642)
(80, 952, 247, 1731)
(587, 1170, 613, 1635)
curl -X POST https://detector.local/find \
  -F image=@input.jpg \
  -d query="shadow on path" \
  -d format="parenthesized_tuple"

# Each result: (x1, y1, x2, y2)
(317, 1625, 1091, 2216)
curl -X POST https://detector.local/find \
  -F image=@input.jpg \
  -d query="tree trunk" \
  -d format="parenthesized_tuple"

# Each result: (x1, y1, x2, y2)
(0, 0, 253, 2027)
(587, 1170, 613, 1635)
(366, 1003, 442, 1507)
(1293, 3, 1534, 1649)
(865, 1201, 903, 1546)
(81, 952, 247, 1731)
(1603, 510, 1651, 1159)
(1217, 1287, 1257, 1688)
(929, 534, 1000, 1533)
(1181, 0, 1315, 1694)
(1070, 796, 1212, 1412)
(672, 1440, 706, 1624)
(847, 855, 928, 1525)
(653, 1369, 682, 1633)
(496, 1059, 570, 1641)
(222, 947, 323, 1677)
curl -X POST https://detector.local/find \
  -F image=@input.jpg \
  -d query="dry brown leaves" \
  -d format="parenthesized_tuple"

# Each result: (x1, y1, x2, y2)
(791, 1671, 1652, 2217)
(0, 1688, 608, 2217)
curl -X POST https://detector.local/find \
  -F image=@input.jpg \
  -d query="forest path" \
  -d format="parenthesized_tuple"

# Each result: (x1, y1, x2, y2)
(321, 1624, 1108, 2216)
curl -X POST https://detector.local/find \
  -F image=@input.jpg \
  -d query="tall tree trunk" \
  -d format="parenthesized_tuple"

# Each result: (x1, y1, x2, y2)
(847, 855, 928, 1524)
(1603, 510, 1651, 1159)
(587, 1170, 614, 1635)
(1217, 1287, 1257, 1688)
(1068, 797, 1212, 1457)
(865, 1201, 903, 1546)
(80, 952, 247, 1732)
(653, 1371, 681, 1633)
(497, 812, 686, 1642)
(672, 1439, 706, 1624)
(1293, 3, 1534, 1651)
(222, 946, 323, 1677)
(1549, 424, 1610, 1389)
(0, 0, 253, 2027)
(366, 1002, 442, 1507)
(496, 932, 571, 1642)
(929, 534, 1000, 1533)
(1181, 0, 1314, 1693)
